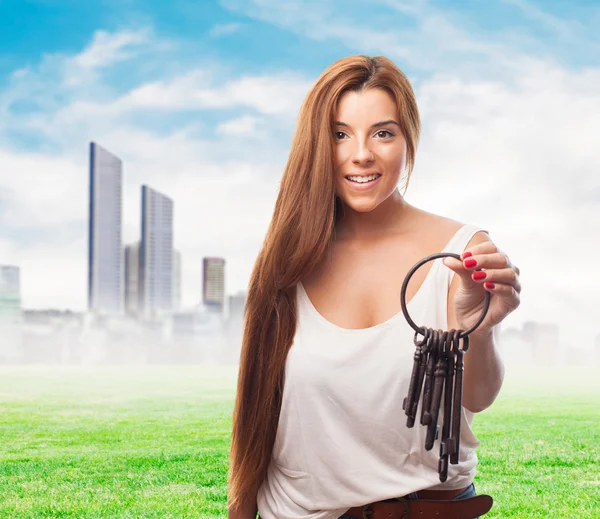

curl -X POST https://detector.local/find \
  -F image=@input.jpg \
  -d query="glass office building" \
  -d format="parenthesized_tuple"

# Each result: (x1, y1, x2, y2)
(140, 185, 174, 319)
(0, 265, 21, 322)
(203, 257, 225, 312)
(172, 249, 181, 311)
(124, 242, 141, 317)
(87, 142, 124, 315)
(0, 265, 22, 361)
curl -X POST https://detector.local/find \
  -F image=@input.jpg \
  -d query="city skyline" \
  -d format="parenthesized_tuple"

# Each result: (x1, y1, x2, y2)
(86, 141, 225, 318)
(89, 143, 222, 317)
(0, 1, 598, 351)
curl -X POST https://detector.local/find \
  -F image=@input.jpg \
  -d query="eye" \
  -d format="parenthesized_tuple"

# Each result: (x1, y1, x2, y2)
(334, 131, 348, 140)
(376, 130, 394, 138)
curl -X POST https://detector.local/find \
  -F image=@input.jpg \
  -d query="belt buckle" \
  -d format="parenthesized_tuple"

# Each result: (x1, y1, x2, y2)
(362, 497, 410, 519)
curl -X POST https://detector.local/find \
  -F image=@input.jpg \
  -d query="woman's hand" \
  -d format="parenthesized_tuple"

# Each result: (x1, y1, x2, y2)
(443, 240, 521, 336)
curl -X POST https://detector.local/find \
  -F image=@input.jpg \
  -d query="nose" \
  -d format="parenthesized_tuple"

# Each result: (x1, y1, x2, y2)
(351, 140, 375, 165)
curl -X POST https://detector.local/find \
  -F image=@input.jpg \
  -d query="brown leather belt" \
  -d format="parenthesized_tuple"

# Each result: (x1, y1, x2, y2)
(343, 493, 493, 519)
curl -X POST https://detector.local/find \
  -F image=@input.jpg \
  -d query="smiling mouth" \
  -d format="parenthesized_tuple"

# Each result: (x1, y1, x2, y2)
(345, 174, 382, 184)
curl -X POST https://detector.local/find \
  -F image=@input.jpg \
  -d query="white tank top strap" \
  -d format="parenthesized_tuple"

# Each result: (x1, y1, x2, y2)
(441, 224, 489, 289)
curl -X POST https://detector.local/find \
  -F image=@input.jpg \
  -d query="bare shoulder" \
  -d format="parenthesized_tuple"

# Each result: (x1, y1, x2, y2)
(410, 207, 465, 245)
(413, 207, 490, 249)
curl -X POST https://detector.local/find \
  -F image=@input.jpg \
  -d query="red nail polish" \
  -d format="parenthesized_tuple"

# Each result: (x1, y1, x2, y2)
(473, 271, 487, 280)
(462, 252, 472, 259)
(485, 282, 495, 289)
(464, 258, 477, 268)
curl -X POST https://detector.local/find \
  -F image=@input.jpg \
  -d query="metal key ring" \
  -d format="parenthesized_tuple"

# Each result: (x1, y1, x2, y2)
(400, 252, 491, 339)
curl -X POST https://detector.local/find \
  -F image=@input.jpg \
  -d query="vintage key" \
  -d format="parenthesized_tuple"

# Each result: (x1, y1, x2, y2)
(450, 333, 469, 465)
(444, 331, 460, 462)
(409, 329, 433, 424)
(420, 329, 439, 426)
(426, 330, 448, 450)
(403, 328, 430, 426)
(438, 329, 457, 481)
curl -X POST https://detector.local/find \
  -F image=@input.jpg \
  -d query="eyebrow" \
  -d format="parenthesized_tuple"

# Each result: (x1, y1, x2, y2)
(335, 119, 401, 129)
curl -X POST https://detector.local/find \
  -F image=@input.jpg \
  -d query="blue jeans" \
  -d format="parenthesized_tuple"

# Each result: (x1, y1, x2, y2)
(337, 482, 478, 518)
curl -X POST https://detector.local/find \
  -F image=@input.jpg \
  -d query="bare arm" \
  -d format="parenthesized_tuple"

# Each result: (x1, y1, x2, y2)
(447, 231, 505, 413)
(460, 325, 505, 412)
(228, 481, 260, 519)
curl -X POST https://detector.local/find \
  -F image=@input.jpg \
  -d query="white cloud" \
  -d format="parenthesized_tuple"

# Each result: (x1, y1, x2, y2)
(217, 115, 261, 136)
(69, 28, 151, 70)
(1, 65, 312, 149)
(111, 70, 312, 117)
(0, 149, 87, 227)
(220, 0, 517, 74)
(500, 0, 576, 39)
(0, 14, 599, 351)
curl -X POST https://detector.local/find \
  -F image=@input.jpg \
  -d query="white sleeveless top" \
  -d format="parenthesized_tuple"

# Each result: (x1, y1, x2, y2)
(257, 224, 488, 519)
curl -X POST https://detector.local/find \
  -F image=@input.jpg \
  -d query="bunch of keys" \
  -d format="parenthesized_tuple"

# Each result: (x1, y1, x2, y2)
(399, 252, 491, 483)
(402, 327, 470, 481)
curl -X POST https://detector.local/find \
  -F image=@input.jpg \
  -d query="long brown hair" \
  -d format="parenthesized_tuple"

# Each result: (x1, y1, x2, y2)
(227, 54, 421, 511)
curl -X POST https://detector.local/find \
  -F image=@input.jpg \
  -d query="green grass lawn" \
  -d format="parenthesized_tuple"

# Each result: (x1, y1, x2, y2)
(0, 365, 598, 518)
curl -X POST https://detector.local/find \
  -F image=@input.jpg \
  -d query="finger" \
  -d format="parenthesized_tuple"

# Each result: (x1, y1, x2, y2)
(461, 251, 512, 271)
(461, 240, 498, 258)
(442, 256, 482, 286)
(470, 267, 522, 293)
(482, 282, 521, 310)
(442, 255, 467, 270)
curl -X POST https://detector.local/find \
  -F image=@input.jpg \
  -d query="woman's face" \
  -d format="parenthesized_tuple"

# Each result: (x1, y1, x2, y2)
(332, 87, 407, 213)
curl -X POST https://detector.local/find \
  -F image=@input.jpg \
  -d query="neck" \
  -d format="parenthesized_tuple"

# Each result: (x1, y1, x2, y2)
(334, 189, 415, 241)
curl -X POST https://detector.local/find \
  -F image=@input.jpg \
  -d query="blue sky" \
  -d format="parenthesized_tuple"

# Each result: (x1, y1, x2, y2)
(0, 0, 599, 349)
(3, 0, 599, 84)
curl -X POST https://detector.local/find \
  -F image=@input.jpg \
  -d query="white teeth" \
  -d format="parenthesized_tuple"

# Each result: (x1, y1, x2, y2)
(347, 174, 380, 183)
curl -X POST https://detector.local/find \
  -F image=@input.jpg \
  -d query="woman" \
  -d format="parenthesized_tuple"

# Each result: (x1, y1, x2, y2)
(228, 55, 521, 519)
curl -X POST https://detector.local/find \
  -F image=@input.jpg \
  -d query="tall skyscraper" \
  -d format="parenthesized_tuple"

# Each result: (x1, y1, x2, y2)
(124, 242, 141, 317)
(203, 257, 225, 311)
(0, 265, 22, 361)
(228, 290, 246, 323)
(140, 185, 174, 319)
(225, 289, 246, 364)
(0, 265, 21, 321)
(173, 249, 181, 311)
(523, 321, 560, 366)
(87, 142, 123, 315)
